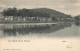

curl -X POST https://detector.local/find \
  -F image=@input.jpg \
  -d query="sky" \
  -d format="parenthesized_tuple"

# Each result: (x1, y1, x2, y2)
(0, 0, 80, 16)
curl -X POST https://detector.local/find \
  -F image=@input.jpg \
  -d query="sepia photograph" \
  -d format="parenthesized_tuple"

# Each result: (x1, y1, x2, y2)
(0, 0, 80, 51)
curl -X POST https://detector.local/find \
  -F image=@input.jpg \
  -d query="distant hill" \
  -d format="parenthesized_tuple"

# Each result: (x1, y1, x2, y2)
(74, 15, 80, 22)
(2, 7, 71, 18)
(29, 8, 71, 18)
(76, 15, 80, 17)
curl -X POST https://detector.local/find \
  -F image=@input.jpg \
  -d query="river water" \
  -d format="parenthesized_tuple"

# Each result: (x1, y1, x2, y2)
(0, 22, 80, 51)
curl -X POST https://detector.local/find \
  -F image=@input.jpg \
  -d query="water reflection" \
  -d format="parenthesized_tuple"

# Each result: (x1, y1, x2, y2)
(0, 23, 79, 37)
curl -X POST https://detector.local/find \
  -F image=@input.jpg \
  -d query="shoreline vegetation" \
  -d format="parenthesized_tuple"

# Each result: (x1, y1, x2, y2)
(0, 7, 79, 24)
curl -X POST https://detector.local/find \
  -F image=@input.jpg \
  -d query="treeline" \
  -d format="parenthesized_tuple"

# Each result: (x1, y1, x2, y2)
(2, 7, 50, 17)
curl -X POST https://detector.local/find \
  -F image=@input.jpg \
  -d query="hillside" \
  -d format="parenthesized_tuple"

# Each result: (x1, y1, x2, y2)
(30, 8, 71, 18)
(74, 15, 80, 22)
(2, 8, 71, 18)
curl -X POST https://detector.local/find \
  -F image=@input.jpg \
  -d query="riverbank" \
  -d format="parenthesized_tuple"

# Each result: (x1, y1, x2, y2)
(0, 23, 57, 26)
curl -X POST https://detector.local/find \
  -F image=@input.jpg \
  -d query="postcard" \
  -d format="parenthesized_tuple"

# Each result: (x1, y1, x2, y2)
(0, 0, 80, 51)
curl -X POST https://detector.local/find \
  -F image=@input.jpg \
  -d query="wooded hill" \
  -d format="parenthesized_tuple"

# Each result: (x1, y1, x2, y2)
(2, 7, 71, 18)
(74, 15, 80, 22)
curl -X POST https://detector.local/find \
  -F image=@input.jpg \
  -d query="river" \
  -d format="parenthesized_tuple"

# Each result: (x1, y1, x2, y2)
(0, 22, 80, 51)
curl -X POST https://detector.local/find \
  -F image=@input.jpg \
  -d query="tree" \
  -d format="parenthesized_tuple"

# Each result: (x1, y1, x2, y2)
(2, 7, 17, 16)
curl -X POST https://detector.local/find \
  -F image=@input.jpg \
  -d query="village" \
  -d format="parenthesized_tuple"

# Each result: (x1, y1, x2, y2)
(0, 15, 73, 23)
